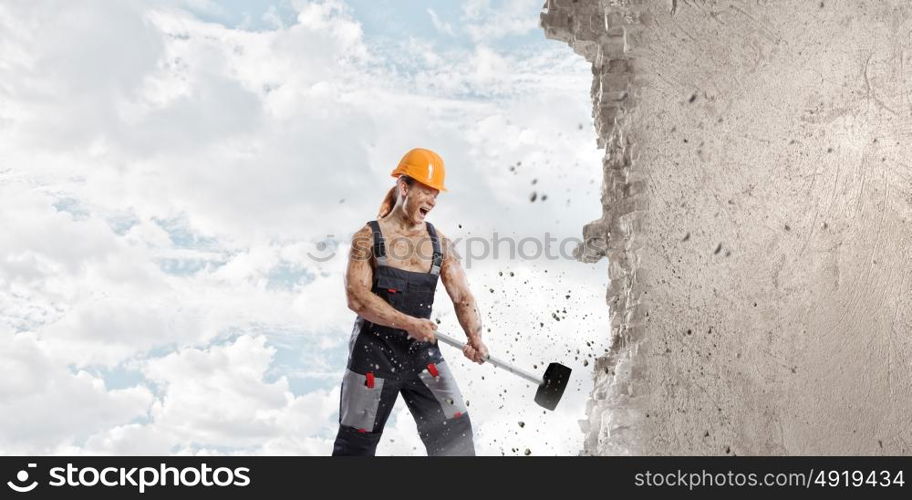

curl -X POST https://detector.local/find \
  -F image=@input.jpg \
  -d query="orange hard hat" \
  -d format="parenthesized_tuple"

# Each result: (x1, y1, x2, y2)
(390, 148, 447, 191)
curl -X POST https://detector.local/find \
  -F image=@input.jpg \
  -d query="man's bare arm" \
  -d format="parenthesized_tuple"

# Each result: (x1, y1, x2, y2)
(345, 225, 437, 341)
(438, 230, 483, 343)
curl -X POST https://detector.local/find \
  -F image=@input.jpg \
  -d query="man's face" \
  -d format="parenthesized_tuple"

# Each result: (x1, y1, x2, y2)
(401, 180, 439, 224)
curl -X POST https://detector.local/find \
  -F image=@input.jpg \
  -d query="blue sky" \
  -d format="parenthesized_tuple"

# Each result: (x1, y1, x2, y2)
(0, 0, 608, 456)
(183, 0, 550, 49)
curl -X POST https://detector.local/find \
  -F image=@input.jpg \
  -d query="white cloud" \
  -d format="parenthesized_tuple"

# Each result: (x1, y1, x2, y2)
(0, 333, 154, 454)
(427, 8, 455, 36)
(68, 335, 340, 455)
(0, 0, 164, 150)
(142, 335, 309, 449)
(462, 0, 544, 43)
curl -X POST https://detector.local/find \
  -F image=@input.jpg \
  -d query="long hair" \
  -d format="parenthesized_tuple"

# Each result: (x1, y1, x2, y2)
(378, 176, 414, 218)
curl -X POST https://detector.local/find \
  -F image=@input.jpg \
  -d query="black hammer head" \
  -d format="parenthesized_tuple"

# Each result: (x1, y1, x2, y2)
(534, 363, 572, 411)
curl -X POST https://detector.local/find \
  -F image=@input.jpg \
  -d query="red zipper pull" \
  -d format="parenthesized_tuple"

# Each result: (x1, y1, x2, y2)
(365, 372, 375, 388)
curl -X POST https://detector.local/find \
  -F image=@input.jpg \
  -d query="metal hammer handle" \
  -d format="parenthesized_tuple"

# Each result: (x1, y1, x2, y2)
(434, 331, 545, 386)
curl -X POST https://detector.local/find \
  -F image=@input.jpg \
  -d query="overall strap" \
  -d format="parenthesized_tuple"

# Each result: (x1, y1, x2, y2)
(366, 220, 388, 266)
(425, 222, 443, 276)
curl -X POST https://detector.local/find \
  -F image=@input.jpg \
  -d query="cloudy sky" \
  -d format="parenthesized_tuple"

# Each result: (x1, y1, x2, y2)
(0, 0, 609, 455)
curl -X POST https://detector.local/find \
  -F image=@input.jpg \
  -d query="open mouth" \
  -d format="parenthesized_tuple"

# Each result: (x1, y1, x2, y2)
(419, 207, 430, 216)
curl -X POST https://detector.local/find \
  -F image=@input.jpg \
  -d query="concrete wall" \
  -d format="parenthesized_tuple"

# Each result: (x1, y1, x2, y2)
(541, 0, 912, 455)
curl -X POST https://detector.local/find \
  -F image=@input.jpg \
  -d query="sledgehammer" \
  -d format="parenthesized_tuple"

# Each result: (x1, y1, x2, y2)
(434, 331, 571, 411)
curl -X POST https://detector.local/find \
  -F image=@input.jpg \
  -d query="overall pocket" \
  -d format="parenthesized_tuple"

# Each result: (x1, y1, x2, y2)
(339, 369, 385, 431)
(375, 275, 407, 309)
(417, 361, 468, 420)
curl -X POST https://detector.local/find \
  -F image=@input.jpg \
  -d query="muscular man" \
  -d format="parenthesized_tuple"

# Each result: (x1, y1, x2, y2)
(332, 148, 489, 456)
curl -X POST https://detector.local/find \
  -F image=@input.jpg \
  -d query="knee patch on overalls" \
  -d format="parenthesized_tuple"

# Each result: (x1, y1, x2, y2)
(339, 368, 385, 432)
(417, 361, 468, 420)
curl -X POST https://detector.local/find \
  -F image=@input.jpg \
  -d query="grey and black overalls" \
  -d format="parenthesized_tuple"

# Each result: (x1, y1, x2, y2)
(332, 220, 475, 456)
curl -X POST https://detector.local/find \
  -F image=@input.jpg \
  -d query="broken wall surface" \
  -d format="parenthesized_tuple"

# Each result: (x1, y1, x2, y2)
(542, 0, 912, 455)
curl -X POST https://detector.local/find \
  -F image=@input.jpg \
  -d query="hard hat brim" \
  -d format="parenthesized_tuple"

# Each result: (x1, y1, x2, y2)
(391, 173, 447, 192)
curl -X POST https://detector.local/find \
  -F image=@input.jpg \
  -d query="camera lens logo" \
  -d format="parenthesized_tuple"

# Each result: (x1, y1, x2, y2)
(7, 463, 38, 493)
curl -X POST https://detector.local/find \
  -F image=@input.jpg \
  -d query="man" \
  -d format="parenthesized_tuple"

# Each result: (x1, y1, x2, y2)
(331, 148, 489, 456)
